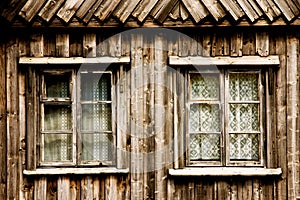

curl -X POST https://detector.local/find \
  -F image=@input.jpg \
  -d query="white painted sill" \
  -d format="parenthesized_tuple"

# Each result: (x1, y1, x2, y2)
(168, 167, 282, 177)
(24, 168, 129, 175)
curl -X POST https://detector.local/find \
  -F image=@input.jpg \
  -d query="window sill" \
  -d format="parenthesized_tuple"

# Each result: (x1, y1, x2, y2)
(24, 168, 129, 175)
(168, 167, 282, 177)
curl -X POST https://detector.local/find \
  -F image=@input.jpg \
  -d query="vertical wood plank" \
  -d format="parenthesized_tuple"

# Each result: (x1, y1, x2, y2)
(154, 32, 167, 200)
(286, 32, 299, 200)
(202, 33, 212, 57)
(275, 32, 287, 200)
(230, 32, 243, 57)
(58, 176, 70, 200)
(6, 37, 20, 200)
(43, 32, 56, 57)
(46, 177, 57, 200)
(256, 32, 269, 57)
(83, 33, 96, 58)
(211, 32, 230, 56)
(105, 175, 118, 200)
(97, 33, 109, 57)
(108, 33, 121, 57)
(34, 177, 47, 200)
(56, 34, 69, 57)
(242, 31, 256, 55)
(130, 33, 144, 200)
(30, 34, 44, 57)
(0, 39, 6, 200)
(69, 32, 83, 57)
(81, 176, 93, 200)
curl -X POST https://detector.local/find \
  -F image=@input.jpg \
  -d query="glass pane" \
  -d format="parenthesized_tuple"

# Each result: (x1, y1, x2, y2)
(81, 73, 111, 101)
(190, 104, 220, 132)
(230, 134, 259, 160)
(190, 73, 219, 100)
(229, 104, 259, 132)
(81, 104, 112, 131)
(81, 133, 113, 161)
(190, 134, 220, 161)
(43, 134, 72, 161)
(44, 105, 72, 131)
(229, 73, 259, 101)
(44, 73, 70, 98)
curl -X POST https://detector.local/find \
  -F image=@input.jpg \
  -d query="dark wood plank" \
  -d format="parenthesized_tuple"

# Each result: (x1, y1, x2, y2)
(1, 0, 28, 22)
(38, 0, 65, 22)
(76, 0, 98, 19)
(219, 0, 244, 21)
(0, 40, 6, 200)
(82, 0, 104, 24)
(94, 0, 122, 22)
(201, 0, 226, 21)
(57, 0, 85, 23)
(150, 0, 178, 23)
(19, 0, 47, 22)
(56, 34, 69, 57)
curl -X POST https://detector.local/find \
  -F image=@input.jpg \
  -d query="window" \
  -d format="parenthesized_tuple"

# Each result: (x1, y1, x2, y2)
(187, 69, 264, 166)
(39, 67, 115, 167)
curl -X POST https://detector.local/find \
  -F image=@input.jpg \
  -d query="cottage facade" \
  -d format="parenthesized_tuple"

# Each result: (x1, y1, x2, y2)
(0, 0, 299, 199)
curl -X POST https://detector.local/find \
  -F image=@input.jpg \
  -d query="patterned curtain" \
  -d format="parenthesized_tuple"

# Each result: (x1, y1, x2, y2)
(80, 72, 113, 162)
(228, 73, 259, 160)
(189, 73, 221, 161)
(43, 74, 72, 161)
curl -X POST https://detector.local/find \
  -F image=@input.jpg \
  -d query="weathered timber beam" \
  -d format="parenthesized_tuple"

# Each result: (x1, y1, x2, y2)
(19, 56, 130, 64)
(169, 55, 280, 66)
(24, 168, 129, 175)
(169, 167, 282, 176)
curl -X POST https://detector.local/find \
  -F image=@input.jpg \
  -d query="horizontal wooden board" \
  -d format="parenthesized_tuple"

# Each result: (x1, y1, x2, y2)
(169, 55, 280, 66)
(19, 56, 130, 64)
(24, 168, 129, 175)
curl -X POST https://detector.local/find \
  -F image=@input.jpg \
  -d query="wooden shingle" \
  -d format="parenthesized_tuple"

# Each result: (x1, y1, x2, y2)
(255, 0, 280, 21)
(236, 0, 260, 22)
(57, 0, 85, 23)
(132, 0, 160, 23)
(201, 0, 226, 21)
(150, 0, 178, 23)
(19, 0, 47, 22)
(219, 0, 244, 21)
(94, 0, 122, 22)
(113, 0, 141, 23)
(82, 0, 104, 24)
(75, 0, 98, 19)
(274, 0, 299, 21)
(181, 0, 209, 23)
(38, 0, 65, 22)
(1, 0, 28, 22)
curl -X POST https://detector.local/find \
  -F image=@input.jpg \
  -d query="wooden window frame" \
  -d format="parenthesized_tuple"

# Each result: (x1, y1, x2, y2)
(169, 56, 282, 176)
(21, 56, 130, 172)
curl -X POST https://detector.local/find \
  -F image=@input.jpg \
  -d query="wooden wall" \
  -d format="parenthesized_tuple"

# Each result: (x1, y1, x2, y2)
(0, 27, 299, 200)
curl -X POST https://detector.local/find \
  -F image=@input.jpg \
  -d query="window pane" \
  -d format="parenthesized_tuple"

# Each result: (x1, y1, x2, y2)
(81, 73, 111, 101)
(190, 134, 220, 161)
(44, 73, 70, 98)
(81, 133, 113, 161)
(190, 73, 219, 100)
(190, 103, 220, 132)
(230, 134, 259, 160)
(81, 104, 112, 131)
(229, 104, 259, 132)
(43, 134, 72, 161)
(229, 73, 259, 101)
(44, 105, 72, 131)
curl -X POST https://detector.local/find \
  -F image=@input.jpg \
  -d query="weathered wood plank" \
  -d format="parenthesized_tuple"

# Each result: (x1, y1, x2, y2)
(150, 0, 178, 23)
(108, 33, 121, 57)
(201, 0, 226, 21)
(30, 34, 44, 57)
(57, 0, 85, 23)
(181, 0, 209, 23)
(81, 176, 93, 199)
(23, 168, 129, 175)
(132, 0, 160, 23)
(113, 0, 141, 23)
(19, 0, 47, 22)
(286, 33, 299, 200)
(236, 0, 260, 22)
(34, 177, 47, 200)
(81, 0, 104, 24)
(38, 0, 65, 22)
(83, 33, 96, 57)
(179, 3, 189, 21)
(211, 32, 230, 56)
(43, 32, 56, 57)
(56, 34, 69, 57)
(230, 32, 243, 57)
(256, 32, 269, 57)
(169, 55, 280, 66)
(169, 168, 282, 176)
(6, 38, 20, 200)
(154, 33, 168, 200)
(219, 0, 244, 21)
(0, 0, 28, 22)
(69, 32, 83, 57)
(57, 176, 70, 200)
(242, 31, 255, 55)
(105, 176, 118, 200)
(169, 2, 180, 20)
(0, 41, 6, 200)
(46, 177, 57, 200)
(94, 0, 122, 21)
(273, 0, 299, 21)
(75, 0, 98, 19)
(254, 0, 279, 21)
